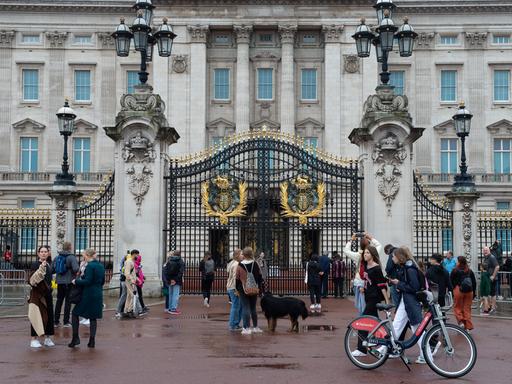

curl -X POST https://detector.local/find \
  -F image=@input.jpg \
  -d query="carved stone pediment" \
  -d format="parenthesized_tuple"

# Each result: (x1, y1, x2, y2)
(250, 118, 280, 131)
(12, 118, 46, 132)
(206, 118, 236, 136)
(433, 120, 454, 135)
(487, 119, 512, 134)
(74, 118, 98, 133)
(295, 117, 324, 136)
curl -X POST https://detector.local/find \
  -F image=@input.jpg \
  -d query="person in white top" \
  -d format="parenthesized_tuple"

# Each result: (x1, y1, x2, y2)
(226, 249, 242, 331)
(343, 233, 383, 315)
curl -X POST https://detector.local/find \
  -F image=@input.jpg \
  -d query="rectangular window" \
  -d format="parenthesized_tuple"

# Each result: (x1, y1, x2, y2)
(441, 70, 457, 102)
(21, 34, 40, 43)
(497, 201, 510, 211)
(75, 227, 89, 253)
(440, 138, 458, 174)
(301, 69, 317, 100)
(440, 36, 458, 45)
(127, 71, 140, 94)
(304, 137, 318, 148)
(259, 33, 273, 42)
(73, 138, 91, 173)
(257, 68, 273, 100)
(494, 70, 510, 102)
(493, 35, 511, 44)
(73, 35, 92, 45)
(494, 138, 511, 174)
(496, 229, 512, 253)
(22, 69, 39, 101)
(214, 68, 230, 100)
(389, 71, 405, 96)
(214, 34, 230, 44)
(303, 34, 317, 44)
(21, 200, 35, 209)
(442, 228, 453, 253)
(20, 137, 38, 172)
(20, 200, 36, 253)
(74, 70, 91, 101)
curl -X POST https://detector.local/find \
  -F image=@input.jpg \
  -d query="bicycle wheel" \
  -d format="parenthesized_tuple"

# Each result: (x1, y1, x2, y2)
(344, 320, 389, 370)
(422, 323, 477, 378)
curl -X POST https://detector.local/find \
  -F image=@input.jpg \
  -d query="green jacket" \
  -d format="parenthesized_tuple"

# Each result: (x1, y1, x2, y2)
(72, 260, 105, 320)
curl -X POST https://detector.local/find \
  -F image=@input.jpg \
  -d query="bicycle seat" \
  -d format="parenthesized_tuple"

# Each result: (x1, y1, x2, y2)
(376, 303, 395, 311)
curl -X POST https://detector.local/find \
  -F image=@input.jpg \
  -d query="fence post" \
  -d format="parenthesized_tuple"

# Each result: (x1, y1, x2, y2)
(48, 190, 83, 255)
(349, 85, 424, 252)
(446, 192, 480, 271)
(104, 84, 179, 297)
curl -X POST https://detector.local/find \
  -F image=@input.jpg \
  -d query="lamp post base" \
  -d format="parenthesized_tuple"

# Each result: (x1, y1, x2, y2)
(54, 173, 76, 187)
(452, 173, 476, 193)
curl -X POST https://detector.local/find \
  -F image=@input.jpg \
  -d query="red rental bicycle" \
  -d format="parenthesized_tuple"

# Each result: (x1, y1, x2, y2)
(344, 290, 477, 378)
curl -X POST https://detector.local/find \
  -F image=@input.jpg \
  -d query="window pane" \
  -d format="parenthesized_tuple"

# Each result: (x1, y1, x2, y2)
(73, 138, 91, 173)
(23, 69, 39, 101)
(494, 70, 510, 101)
(21, 200, 35, 209)
(441, 70, 456, 101)
(127, 71, 140, 94)
(442, 228, 453, 252)
(20, 137, 38, 172)
(75, 70, 91, 101)
(449, 152, 458, 173)
(301, 69, 317, 100)
(75, 227, 88, 252)
(74, 35, 92, 44)
(494, 35, 511, 44)
(258, 68, 273, 100)
(303, 34, 316, 43)
(497, 201, 510, 210)
(504, 152, 511, 173)
(389, 71, 405, 95)
(440, 36, 457, 45)
(259, 34, 272, 42)
(214, 68, 230, 100)
(22, 35, 40, 43)
(494, 138, 502, 151)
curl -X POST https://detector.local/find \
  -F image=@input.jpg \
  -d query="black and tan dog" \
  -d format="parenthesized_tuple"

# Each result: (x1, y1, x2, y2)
(260, 292, 309, 332)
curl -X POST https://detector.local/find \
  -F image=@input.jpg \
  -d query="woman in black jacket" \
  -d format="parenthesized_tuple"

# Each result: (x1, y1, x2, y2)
(426, 253, 453, 307)
(306, 254, 323, 313)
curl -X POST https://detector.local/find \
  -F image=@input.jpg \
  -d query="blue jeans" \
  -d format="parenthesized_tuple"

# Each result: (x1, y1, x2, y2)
(168, 284, 181, 311)
(227, 289, 242, 329)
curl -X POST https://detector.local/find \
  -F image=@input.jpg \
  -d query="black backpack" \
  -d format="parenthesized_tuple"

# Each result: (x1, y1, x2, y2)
(460, 272, 473, 293)
(166, 260, 180, 277)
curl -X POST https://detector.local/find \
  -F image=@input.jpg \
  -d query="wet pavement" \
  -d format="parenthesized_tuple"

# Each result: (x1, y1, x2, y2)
(1, 296, 511, 384)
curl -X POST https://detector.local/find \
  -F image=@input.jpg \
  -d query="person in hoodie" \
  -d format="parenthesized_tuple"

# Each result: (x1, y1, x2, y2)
(306, 254, 323, 313)
(134, 254, 149, 314)
(426, 253, 452, 307)
(319, 252, 331, 298)
(164, 250, 185, 315)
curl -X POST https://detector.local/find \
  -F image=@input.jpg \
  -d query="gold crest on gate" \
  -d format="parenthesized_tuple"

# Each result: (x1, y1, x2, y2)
(280, 175, 326, 225)
(201, 175, 248, 225)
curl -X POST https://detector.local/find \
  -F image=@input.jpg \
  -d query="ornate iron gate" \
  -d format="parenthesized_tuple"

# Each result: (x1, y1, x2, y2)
(413, 172, 453, 263)
(165, 131, 362, 295)
(74, 174, 115, 270)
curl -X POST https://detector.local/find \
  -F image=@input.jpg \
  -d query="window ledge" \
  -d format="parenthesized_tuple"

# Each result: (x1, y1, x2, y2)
(19, 101, 40, 107)
(256, 99, 274, 103)
(439, 101, 459, 107)
(300, 99, 319, 105)
(72, 101, 92, 106)
(211, 99, 232, 105)
(492, 102, 512, 107)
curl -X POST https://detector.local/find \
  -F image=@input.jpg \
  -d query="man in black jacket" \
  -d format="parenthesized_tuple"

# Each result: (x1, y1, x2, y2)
(426, 253, 453, 307)
(163, 250, 185, 315)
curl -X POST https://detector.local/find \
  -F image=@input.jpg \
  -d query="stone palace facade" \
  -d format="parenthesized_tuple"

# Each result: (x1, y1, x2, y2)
(0, 0, 512, 211)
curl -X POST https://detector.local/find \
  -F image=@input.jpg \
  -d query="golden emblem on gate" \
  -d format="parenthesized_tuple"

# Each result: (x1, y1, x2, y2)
(280, 175, 326, 225)
(201, 175, 248, 225)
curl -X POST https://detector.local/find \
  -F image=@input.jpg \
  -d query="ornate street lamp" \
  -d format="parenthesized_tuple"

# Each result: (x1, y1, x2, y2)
(353, 0, 418, 86)
(54, 100, 77, 186)
(452, 102, 475, 190)
(112, 0, 177, 86)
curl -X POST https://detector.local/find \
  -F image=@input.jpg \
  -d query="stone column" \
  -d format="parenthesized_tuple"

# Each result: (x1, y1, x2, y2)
(104, 84, 179, 296)
(0, 30, 14, 171)
(278, 25, 297, 135)
(48, 189, 83, 254)
(349, 86, 424, 249)
(322, 25, 343, 154)
(187, 25, 209, 152)
(446, 192, 480, 271)
(234, 25, 252, 132)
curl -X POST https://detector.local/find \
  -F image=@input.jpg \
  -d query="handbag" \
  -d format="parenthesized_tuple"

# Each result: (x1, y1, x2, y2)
(69, 285, 83, 304)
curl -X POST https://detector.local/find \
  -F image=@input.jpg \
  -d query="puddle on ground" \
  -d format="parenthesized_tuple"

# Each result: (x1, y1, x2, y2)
(302, 324, 336, 332)
(242, 363, 300, 370)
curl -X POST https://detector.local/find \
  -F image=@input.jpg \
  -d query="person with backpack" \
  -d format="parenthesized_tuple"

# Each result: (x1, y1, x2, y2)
(306, 254, 323, 313)
(163, 250, 185, 315)
(199, 251, 215, 308)
(52, 241, 79, 327)
(331, 253, 346, 298)
(115, 252, 129, 319)
(450, 256, 477, 332)
(134, 253, 149, 315)
(236, 247, 263, 335)
(426, 253, 452, 307)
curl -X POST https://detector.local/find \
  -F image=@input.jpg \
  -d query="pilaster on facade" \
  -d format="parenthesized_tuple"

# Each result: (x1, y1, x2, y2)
(0, 30, 15, 48)
(187, 25, 210, 43)
(278, 25, 297, 135)
(45, 31, 68, 48)
(322, 24, 343, 44)
(234, 24, 253, 132)
(233, 24, 253, 45)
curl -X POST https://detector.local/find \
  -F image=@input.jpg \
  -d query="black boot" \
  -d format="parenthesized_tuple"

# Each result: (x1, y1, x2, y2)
(68, 336, 80, 348)
(87, 338, 95, 348)
(68, 314, 80, 347)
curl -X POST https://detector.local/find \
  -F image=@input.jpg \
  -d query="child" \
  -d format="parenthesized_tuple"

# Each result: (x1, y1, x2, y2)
(479, 262, 491, 315)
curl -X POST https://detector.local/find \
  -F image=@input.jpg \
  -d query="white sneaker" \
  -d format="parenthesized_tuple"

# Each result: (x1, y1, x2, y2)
(309, 304, 316, 313)
(30, 339, 42, 348)
(316, 304, 322, 313)
(351, 350, 367, 357)
(251, 327, 263, 333)
(241, 328, 252, 335)
(203, 298, 208, 307)
(44, 337, 55, 347)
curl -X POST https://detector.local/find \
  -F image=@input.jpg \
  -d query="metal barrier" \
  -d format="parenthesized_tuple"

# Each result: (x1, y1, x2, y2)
(0, 269, 28, 306)
(474, 271, 512, 301)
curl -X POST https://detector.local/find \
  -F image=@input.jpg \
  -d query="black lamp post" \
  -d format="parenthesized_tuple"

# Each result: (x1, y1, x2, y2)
(452, 102, 476, 190)
(54, 100, 77, 186)
(353, 0, 418, 86)
(112, 0, 176, 86)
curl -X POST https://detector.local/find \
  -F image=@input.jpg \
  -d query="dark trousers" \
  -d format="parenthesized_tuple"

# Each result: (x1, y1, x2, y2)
(54, 283, 72, 324)
(357, 297, 379, 353)
(333, 277, 344, 297)
(308, 284, 321, 305)
(71, 314, 97, 342)
(201, 275, 214, 302)
(240, 293, 258, 328)
(31, 292, 55, 337)
(321, 274, 329, 297)
(137, 285, 145, 309)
